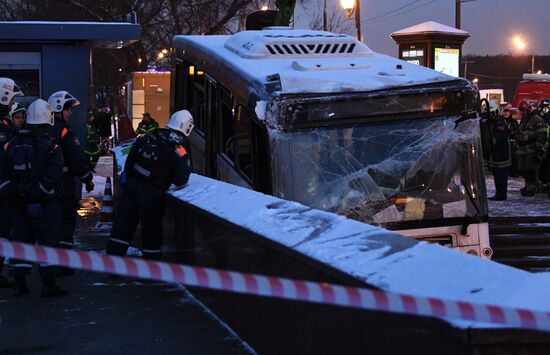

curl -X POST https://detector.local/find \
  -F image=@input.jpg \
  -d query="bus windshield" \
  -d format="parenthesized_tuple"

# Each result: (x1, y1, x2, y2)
(270, 115, 487, 228)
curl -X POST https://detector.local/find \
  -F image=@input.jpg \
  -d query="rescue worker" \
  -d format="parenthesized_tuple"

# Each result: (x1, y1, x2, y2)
(516, 100, 547, 196)
(485, 106, 511, 200)
(84, 110, 100, 170)
(538, 99, 550, 192)
(502, 106, 520, 177)
(8, 102, 27, 130)
(0, 78, 23, 288)
(106, 110, 193, 260)
(0, 99, 67, 297)
(47, 91, 94, 251)
(135, 112, 159, 134)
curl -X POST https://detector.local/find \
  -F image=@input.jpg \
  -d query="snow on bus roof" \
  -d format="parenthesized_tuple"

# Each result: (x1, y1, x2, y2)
(173, 29, 458, 96)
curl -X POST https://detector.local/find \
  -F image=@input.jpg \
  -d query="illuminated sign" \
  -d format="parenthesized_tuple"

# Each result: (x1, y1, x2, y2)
(434, 47, 460, 77)
(401, 49, 424, 66)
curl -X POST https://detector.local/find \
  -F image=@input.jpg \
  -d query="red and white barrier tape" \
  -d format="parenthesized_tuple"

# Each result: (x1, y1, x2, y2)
(1, 240, 549, 332)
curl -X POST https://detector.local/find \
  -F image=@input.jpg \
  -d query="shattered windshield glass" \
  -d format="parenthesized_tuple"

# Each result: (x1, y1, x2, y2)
(270, 116, 487, 227)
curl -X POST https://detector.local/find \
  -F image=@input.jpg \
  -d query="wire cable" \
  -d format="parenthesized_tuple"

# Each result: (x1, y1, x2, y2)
(361, 0, 439, 25)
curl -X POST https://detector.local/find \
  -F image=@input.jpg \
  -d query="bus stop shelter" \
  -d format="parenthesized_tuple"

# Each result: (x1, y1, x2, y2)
(0, 21, 140, 138)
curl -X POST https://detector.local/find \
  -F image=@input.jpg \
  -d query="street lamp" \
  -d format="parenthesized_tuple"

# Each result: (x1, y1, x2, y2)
(340, 0, 361, 41)
(512, 35, 535, 74)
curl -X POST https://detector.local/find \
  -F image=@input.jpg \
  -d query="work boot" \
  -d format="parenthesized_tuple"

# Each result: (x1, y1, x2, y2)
(41, 277, 68, 298)
(0, 274, 14, 288)
(12, 275, 29, 297)
(488, 195, 507, 201)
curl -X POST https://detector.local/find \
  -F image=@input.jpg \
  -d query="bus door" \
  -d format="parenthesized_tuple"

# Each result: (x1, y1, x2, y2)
(182, 63, 207, 175)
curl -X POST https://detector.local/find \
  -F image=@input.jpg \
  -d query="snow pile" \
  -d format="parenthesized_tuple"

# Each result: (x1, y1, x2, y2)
(168, 174, 550, 322)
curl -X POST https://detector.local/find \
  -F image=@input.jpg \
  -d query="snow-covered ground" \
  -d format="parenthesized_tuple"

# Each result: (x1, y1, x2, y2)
(485, 171, 550, 217)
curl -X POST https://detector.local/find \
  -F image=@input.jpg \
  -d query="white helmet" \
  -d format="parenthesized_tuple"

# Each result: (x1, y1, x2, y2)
(167, 110, 194, 136)
(26, 99, 54, 126)
(47, 90, 80, 113)
(0, 77, 23, 106)
(8, 102, 27, 121)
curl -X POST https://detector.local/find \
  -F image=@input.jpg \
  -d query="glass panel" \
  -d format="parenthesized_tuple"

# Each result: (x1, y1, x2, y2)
(0, 69, 40, 106)
(219, 88, 235, 162)
(270, 116, 487, 227)
(236, 106, 252, 179)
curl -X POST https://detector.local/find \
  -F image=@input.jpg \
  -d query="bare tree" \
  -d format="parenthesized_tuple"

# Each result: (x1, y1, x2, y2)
(308, 0, 353, 35)
(0, 0, 257, 106)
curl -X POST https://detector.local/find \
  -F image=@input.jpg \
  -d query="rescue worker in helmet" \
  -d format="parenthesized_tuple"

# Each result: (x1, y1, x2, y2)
(106, 110, 193, 260)
(9, 102, 27, 130)
(47, 91, 94, 252)
(0, 77, 23, 288)
(516, 100, 547, 196)
(538, 99, 550, 193)
(502, 105, 520, 177)
(485, 101, 511, 200)
(135, 112, 159, 134)
(0, 99, 67, 297)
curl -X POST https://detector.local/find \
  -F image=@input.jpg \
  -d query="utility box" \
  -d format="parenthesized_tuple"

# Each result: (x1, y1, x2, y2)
(391, 21, 469, 78)
(129, 71, 171, 129)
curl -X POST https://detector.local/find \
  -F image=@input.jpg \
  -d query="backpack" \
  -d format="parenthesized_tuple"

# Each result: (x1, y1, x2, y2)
(129, 132, 171, 187)
(6, 135, 52, 198)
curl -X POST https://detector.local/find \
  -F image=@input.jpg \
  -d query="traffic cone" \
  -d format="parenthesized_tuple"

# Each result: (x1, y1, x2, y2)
(95, 177, 114, 230)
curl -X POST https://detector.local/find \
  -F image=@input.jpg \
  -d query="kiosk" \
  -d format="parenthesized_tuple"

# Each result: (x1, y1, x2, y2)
(391, 21, 469, 78)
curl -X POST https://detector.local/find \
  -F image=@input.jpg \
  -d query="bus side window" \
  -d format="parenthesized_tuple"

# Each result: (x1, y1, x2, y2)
(220, 86, 235, 163)
(187, 64, 206, 134)
(235, 105, 252, 179)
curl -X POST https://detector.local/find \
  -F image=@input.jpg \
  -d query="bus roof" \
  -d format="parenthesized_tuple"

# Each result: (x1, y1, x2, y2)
(173, 29, 461, 103)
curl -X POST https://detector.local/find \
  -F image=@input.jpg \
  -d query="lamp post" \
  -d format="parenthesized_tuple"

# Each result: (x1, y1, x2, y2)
(341, 0, 361, 41)
(455, 0, 475, 29)
(512, 35, 535, 74)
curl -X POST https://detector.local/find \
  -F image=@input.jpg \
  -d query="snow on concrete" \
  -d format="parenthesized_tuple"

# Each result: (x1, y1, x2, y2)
(485, 172, 550, 216)
(169, 174, 550, 321)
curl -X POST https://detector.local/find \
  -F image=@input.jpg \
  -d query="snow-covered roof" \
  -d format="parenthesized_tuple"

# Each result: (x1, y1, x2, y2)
(173, 29, 461, 102)
(391, 21, 470, 37)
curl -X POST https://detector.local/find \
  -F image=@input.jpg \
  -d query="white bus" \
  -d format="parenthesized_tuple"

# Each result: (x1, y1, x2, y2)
(170, 28, 492, 258)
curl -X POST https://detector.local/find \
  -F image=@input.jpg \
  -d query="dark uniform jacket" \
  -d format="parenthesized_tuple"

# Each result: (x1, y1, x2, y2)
(135, 118, 159, 135)
(50, 118, 93, 184)
(0, 118, 12, 147)
(84, 121, 100, 156)
(125, 128, 191, 190)
(517, 111, 547, 158)
(485, 115, 511, 168)
(0, 125, 63, 201)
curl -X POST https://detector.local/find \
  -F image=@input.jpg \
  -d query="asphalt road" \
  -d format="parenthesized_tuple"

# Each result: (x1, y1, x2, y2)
(0, 156, 254, 355)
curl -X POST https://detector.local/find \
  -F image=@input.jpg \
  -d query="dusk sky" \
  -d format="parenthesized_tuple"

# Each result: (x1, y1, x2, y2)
(294, 0, 550, 56)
